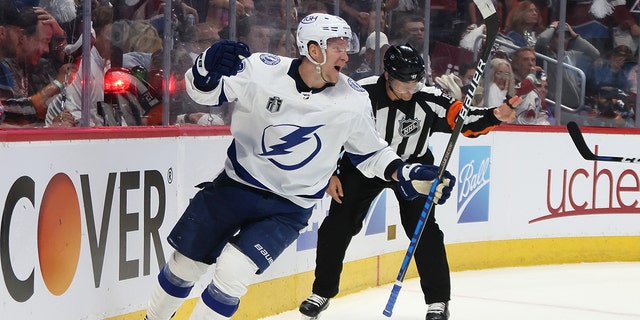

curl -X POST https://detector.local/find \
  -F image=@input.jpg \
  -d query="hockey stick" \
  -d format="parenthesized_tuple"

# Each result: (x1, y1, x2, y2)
(382, 0, 499, 317)
(567, 121, 640, 163)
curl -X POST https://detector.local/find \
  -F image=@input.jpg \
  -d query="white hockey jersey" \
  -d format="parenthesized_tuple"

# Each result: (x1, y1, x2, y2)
(185, 53, 400, 208)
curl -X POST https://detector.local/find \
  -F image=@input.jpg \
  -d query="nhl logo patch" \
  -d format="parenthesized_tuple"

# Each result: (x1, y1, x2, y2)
(398, 118, 420, 137)
(260, 53, 281, 65)
(266, 96, 283, 113)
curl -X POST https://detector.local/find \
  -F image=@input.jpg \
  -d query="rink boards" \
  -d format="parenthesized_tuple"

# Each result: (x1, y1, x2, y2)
(0, 125, 639, 319)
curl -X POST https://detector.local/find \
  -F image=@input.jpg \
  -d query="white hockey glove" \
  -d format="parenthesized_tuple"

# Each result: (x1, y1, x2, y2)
(396, 163, 456, 203)
(192, 40, 251, 91)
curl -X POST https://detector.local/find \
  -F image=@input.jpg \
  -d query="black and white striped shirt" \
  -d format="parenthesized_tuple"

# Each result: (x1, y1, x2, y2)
(358, 75, 502, 164)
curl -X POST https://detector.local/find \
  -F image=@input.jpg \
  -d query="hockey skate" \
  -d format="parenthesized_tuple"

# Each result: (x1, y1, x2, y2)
(425, 302, 449, 320)
(299, 293, 329, 319)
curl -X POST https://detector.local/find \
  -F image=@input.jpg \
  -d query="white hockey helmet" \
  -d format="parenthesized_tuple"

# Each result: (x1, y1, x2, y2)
(296, 13, 358, 58)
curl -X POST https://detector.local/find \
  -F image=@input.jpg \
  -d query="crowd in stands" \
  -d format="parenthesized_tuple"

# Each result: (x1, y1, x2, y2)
(0, 0, 638, 128)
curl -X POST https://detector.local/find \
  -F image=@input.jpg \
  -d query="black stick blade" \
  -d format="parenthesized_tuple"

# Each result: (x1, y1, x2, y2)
(567, 121, 596, 160)
(567, 121, 640, 163)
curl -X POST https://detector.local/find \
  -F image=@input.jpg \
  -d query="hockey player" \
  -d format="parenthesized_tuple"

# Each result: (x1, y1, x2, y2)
(299, 43, 521, 320)
(143, 13, 456, 320)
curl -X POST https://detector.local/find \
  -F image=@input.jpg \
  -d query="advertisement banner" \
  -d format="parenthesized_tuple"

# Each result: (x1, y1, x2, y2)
(1, 127, 639, 319)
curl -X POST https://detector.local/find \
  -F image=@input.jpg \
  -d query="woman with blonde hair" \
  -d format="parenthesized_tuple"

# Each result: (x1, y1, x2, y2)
(486, 58, 516, 108)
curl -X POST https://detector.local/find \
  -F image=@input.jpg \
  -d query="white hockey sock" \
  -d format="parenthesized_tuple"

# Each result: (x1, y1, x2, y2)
(188, 244, 258, 319)
(145, 282, 187, 320)
(145, 252, 210, 320)
(189, 297, 230, 320)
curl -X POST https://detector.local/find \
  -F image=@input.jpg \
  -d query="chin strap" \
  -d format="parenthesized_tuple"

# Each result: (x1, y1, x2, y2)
(387, 79, 402, 101)
(308, 49, 332, 84)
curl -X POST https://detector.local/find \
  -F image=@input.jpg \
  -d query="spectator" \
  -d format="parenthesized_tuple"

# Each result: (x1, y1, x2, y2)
(219, 15, 272, 53)
(591, 86, 634, 125)
(510, 46, 542, 92)
(40, 0, 77, 26)
(124, 20, 164, 54)
(46, 3, 113, 126)
(509, 47, 553, 124)
(349, 31, 390, 81)
(0, 0, 30, 125)
(274, 0, 301, 30)
(338, 0, 374, 41)
(504, 0, 543, 47)
(587, 44, 635, 99)
(566, 0, 640, 54)
(0, 7, 73, 127)
(390, 13, 435, 83)
(626, 63, 639, 99)
(458, 62, 476, 87)
(510, 73, 553, 125)
(184, 22, 220, 60)
(459, 22, 516, 56)
(389, 14, 424, 53)
(364, 6, 387, 37)
(390, 0, 462, 49)
(301, 0, 330, 16)
(345, 7, 388, 77)
(207, 0, 255, 30)
(120, 46, 219, 126)
(536, 77, 555, 123)
(485, 58, 515, 108)
(270, 29, 297, 58)
(183, 0, 209, 23)
(147, 0, 198, 45)
(534, 21, 600, 109)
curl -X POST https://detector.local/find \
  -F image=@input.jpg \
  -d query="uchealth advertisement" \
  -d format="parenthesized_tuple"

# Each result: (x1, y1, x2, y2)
(1, 127, 639, 319)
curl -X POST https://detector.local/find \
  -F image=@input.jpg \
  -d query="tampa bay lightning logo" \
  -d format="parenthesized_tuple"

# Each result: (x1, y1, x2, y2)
(260, 53, 281, 65)
(260, 124, 323, 170)
(348, 78, 366, 92)
(237, 59, 246, 73)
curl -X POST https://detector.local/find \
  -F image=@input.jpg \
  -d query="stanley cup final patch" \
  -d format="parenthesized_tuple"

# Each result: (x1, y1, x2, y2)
(398, 117, 421, 137)
(266, 96, 283, 113)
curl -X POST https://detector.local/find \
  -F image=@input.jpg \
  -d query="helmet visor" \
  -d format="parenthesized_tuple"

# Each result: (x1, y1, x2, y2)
(389, 76, 426, 94)
(326, 33, 360, 55)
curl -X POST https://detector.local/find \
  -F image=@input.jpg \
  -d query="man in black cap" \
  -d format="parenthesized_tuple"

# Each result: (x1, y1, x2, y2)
(0, 4, 73, 127)
(0, 0, 28, 124)
(0, 0, 27, 60)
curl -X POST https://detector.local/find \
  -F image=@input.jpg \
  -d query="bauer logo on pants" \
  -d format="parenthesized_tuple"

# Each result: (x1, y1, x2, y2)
(457, 146, 491, 223)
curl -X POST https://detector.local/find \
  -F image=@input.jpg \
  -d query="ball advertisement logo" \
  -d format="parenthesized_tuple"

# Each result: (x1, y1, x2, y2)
(457, 146, 491, 223)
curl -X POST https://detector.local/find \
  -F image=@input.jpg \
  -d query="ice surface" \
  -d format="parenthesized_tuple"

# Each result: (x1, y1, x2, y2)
(260, 262, 640, 320)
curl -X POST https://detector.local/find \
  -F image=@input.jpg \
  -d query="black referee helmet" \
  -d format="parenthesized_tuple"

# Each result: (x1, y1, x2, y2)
(383, 43, 425, 82)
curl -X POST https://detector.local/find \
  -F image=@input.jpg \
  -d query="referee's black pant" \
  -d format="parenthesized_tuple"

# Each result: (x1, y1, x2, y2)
(311, 155, 451, 304)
